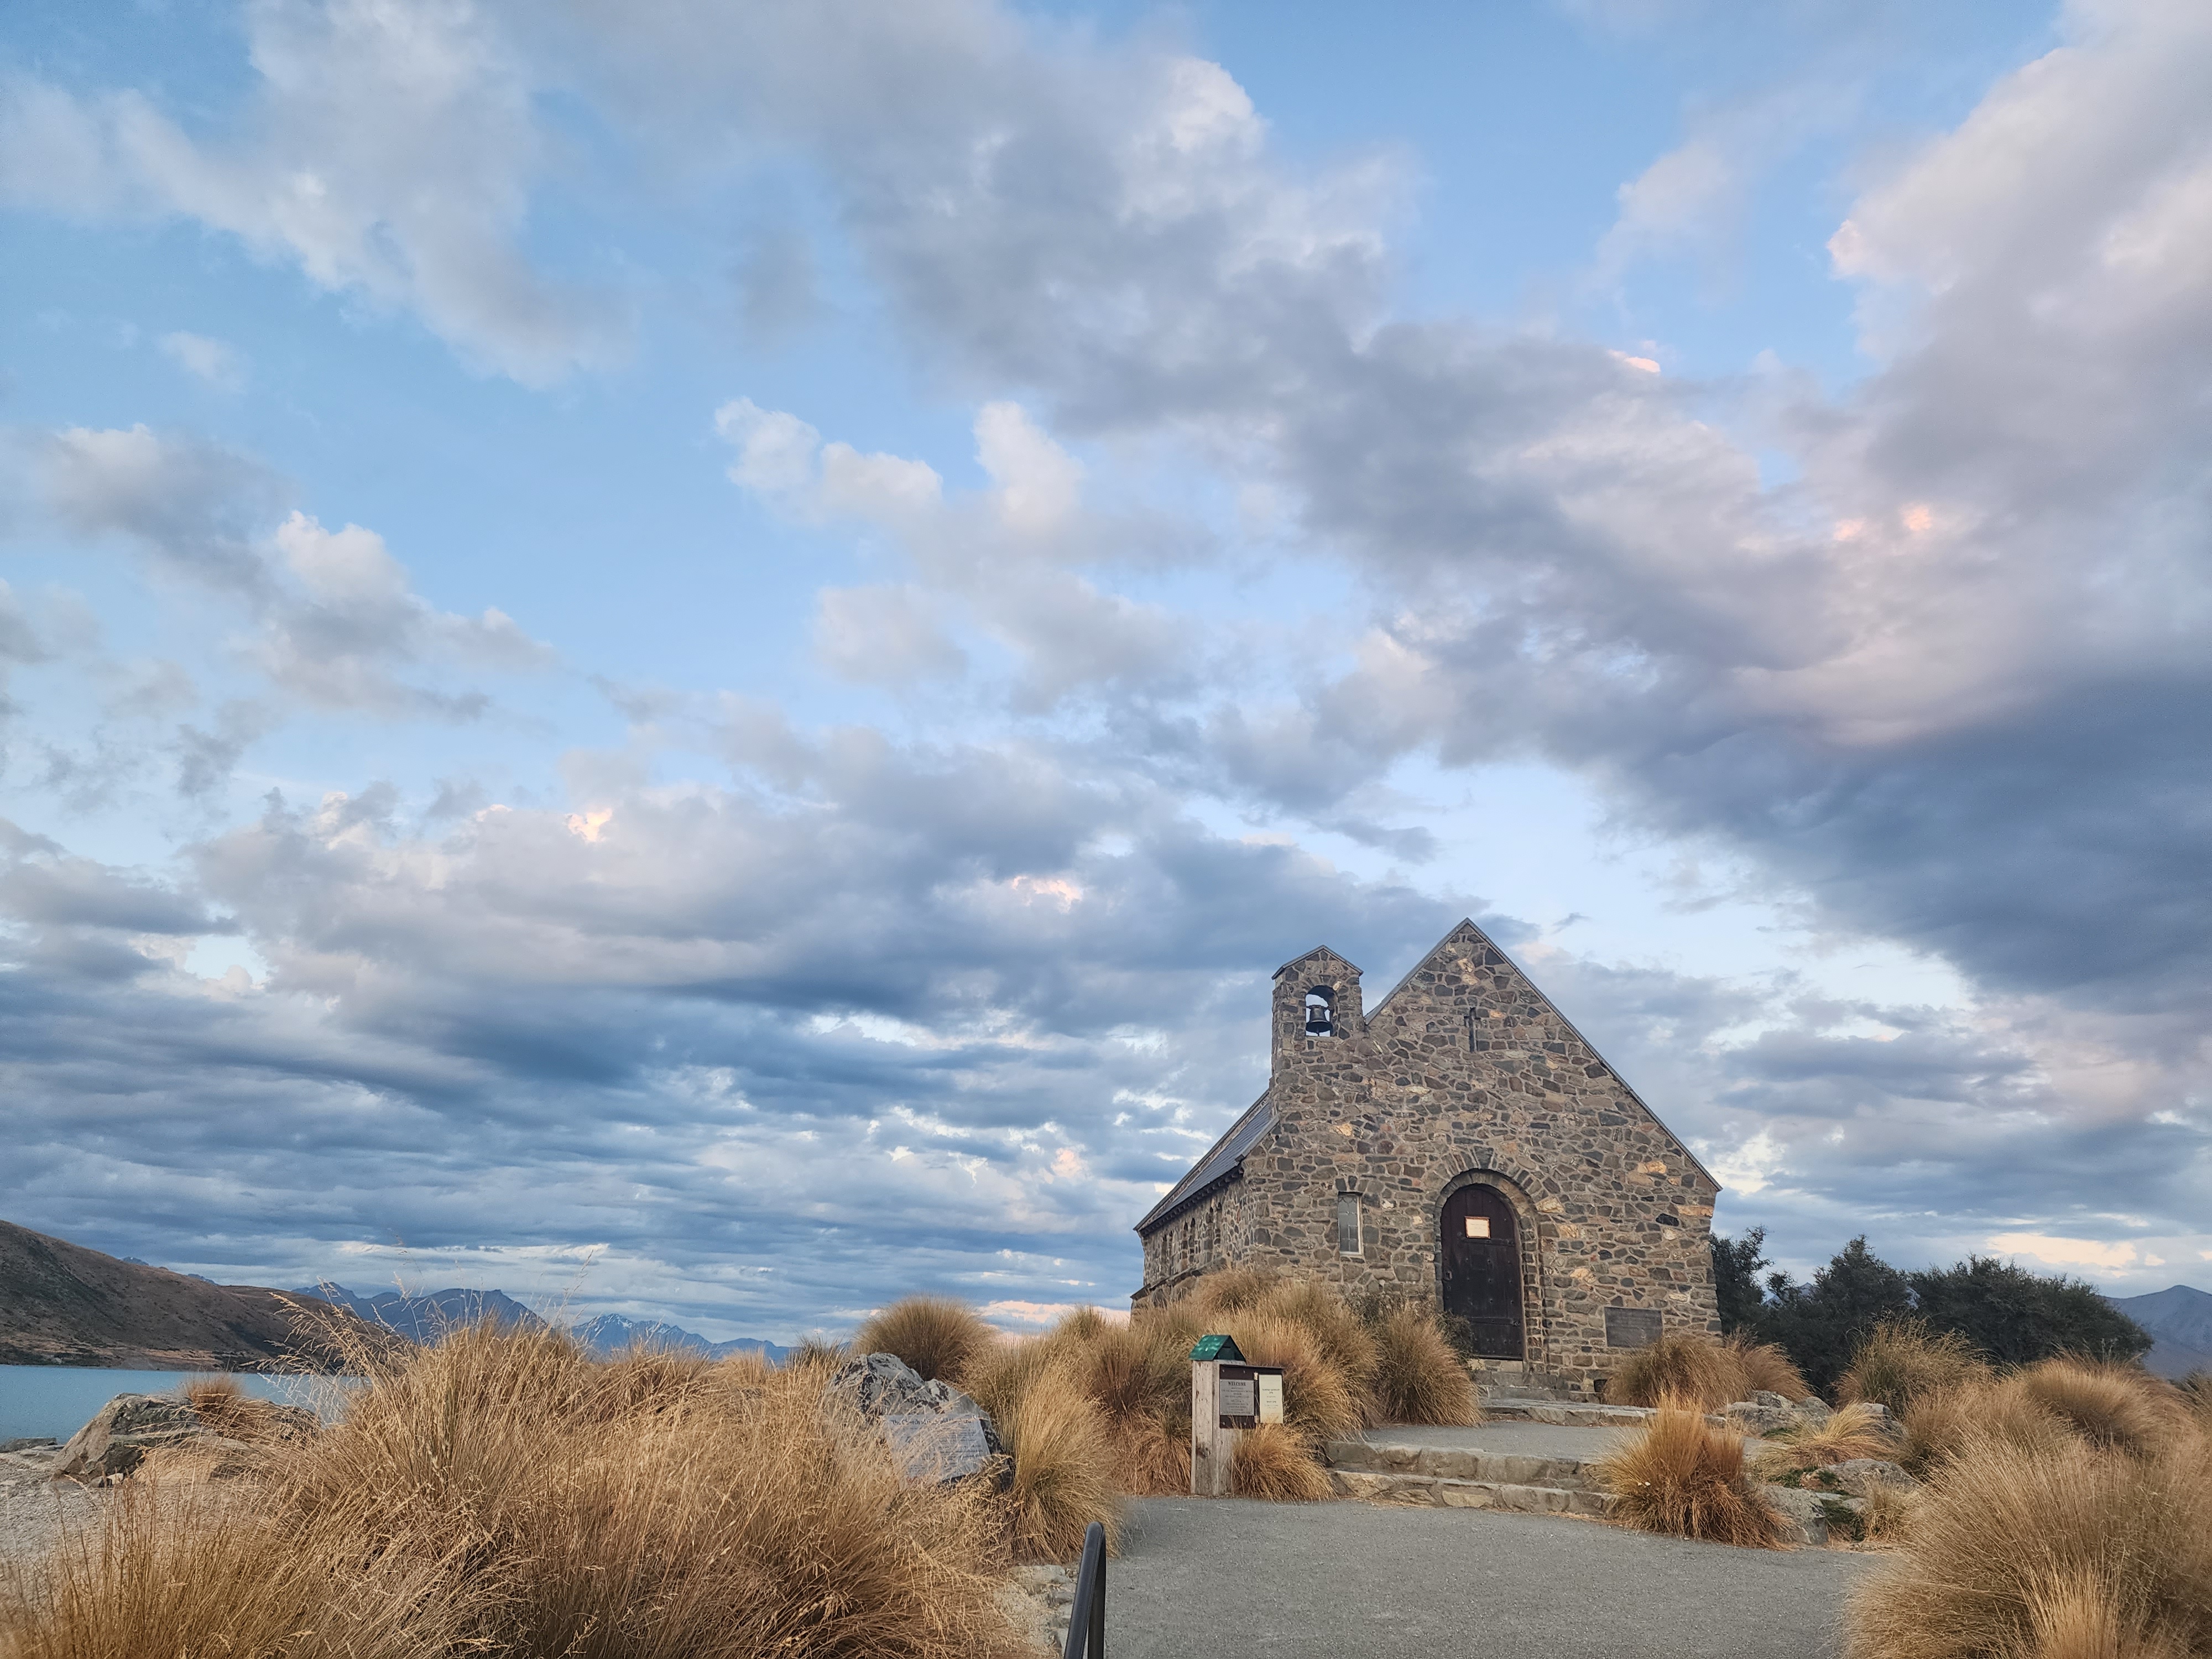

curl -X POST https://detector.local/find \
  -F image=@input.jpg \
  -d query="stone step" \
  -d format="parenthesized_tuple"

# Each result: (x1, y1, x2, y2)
(1477, 1401, 1658, 1428)
(1326, 1438, 1606, 1493)
(1327, 1467, 1617, 1517)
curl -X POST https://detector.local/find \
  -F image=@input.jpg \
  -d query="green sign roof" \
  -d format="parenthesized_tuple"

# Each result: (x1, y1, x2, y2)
(1189, 1333, 1246, 1363)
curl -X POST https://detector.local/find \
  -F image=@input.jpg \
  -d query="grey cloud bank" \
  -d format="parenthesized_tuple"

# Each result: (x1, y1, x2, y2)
(0, 0, 2206, 1331)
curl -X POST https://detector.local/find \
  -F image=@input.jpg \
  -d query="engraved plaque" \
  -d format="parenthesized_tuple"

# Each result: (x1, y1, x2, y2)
(1605, 1307, 1663, 1349)
(1464, 1216, 1490, 1238)
(1219, 1378, 1256, 1418)
(1256, 1373, 1284, 1425)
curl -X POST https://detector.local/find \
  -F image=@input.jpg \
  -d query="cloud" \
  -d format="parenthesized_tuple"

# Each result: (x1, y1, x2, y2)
(158, 331, 247, 391)
(0, 0, 626, 384)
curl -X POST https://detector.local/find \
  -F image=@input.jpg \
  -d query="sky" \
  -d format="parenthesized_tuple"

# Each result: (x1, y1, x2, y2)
(1, 0, 2208, 1343)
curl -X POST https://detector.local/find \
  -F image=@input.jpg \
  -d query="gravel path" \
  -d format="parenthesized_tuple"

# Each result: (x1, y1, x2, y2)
(0, 1448, 103, 1573)
(1107, 1495, 1879, 1658)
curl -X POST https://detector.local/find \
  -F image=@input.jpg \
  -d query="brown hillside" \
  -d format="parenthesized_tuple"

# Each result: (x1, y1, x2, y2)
(0, 1218, 378, 1370)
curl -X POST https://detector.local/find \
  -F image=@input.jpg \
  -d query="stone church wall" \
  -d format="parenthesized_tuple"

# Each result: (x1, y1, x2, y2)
(1139, 922, 1720, 1396)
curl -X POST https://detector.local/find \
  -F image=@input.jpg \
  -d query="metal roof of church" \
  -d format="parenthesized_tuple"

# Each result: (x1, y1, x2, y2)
(1133, 1092, 1274, 1234)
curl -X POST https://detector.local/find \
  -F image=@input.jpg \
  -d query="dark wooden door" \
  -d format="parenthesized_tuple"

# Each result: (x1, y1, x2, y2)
(1439, 1185, 1524, 1359)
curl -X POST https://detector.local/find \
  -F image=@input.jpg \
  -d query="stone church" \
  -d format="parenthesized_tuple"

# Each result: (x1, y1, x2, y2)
(1133, 920, 1720, 1396)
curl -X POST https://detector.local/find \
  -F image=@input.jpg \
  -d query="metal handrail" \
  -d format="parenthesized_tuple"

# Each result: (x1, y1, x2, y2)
(1062, 1519, 1105, 1658)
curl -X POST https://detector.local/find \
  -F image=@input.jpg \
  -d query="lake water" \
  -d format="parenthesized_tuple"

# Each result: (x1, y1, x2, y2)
(0, 1366, 359, 1443)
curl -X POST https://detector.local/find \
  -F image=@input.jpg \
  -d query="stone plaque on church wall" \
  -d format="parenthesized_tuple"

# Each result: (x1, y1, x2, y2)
(1605, 1307, 1663, 1349)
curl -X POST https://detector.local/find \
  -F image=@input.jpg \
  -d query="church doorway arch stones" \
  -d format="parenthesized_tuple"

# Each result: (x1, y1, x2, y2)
(1435, 1167, 1546, 1370)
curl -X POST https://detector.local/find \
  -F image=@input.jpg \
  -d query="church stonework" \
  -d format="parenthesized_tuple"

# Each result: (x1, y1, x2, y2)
(1133, 920, 1721, 1397)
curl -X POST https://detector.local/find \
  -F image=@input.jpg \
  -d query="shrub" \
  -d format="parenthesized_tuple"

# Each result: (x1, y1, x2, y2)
(1725, 1332, 1809, 1400)
(1230, 1422, 1331, 1502)
(997, 1360, 1123, 1562)
(1838, 1320, 1989, 1414)
(1596, 1400, 1787, 1548)
(856, 1296, 997, 1384)
(1750, 1403, 1897, 1479)
(1608, 1333, 1742, 1410)
(1906, 1256, 2153, 1368)
(2012, 1357, 2189, 1457)
(1845, 1428, 2212, 1659)
(1368, 1305, 1479, 1426)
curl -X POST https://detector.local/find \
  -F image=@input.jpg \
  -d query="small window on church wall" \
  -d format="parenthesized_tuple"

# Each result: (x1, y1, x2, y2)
(1464, 1216, 1490, 1238)
(1337, 1193, 1362, 1256)
(1305, 987, 1334, 1037)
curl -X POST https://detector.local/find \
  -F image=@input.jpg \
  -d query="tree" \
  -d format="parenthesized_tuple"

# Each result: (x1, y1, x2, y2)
(1757, 1237, 1914, 1397)
(1908, 1255, 2152, 1366)
(1710, 1227, 1771, 1335)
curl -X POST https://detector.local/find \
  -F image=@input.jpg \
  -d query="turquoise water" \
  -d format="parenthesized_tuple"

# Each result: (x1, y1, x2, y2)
(0, 1366, 358, 1442)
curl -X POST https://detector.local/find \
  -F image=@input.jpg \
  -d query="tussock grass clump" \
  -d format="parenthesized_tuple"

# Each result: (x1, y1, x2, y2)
(2012, 1357, 2190, 1458)
(1231, 1422, 1331, 1502)
(1607, 1332, 1744, 1410)
(1368, 1305, 1479, 1427)
(785, 1333, 848, 1373)
(996, 1360, 1123, 1562)
(8, 1321, 1026, 1659)
(1751, 1402, 1898, 1480)
(2179, 1371, 2212, 1433)
(1839, 1320, 1990, 1415)
(0, 1481, 472, 1659)
(857, 1295, 997, 1384)
(1597, 1399, 1787, 1548)
(1725, 1332, 1810, 1401)
(1057, 1318, 1191, 1495)
(1845, 1429, 2212, 1659)
(1221, 1312, 1363, 1446)
(1253, 1281, 1378, 1408)
(1188, 1266, 1279, 1317)
(1900, 1379, 2072, 1475)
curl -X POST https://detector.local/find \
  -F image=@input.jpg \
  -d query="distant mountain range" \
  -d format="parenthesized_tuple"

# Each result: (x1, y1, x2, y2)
(2105, 1285, 2212, 1379)
(1, 1219, 384, 1370)
(299, 1285, 786, 1364)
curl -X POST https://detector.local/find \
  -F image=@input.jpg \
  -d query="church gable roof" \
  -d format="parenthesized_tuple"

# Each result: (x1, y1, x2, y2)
(1273, 945, 1360, 980)
(1372, 917, 1720, 1191)
(1134, 1092, 1274, 1235)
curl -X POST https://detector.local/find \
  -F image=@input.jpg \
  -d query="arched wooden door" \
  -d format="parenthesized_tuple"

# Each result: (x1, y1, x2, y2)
(1440, 1184, 1525, 1360)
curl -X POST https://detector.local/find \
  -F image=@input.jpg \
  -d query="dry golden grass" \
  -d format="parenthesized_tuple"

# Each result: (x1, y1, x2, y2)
(1596, 1398, 1788, 1548)
(1188, 1266, 1279, 1317)
(1900, 1378, 2073, 1476)
(0, 1480, 473, 1659)
(4, 1321, 1029, 1659)
(857, 1296, 997, 1384)
(1750, 1402, 1898, 1480)
(1253, 1281, 1378, 1406)
(785, 1333, 848, 1373)
(1725, 1332, 1810, 1400)
(1230, 1422, 1331, 1502)
(2011, 1358, 2191, 1458)
(1368, 1305, 1479, 1427)
(1845, 1428, 2212, 1659)
(2179, 1372, 2212, 1434)
(1057, 1319, 1191, 1495)
(995, 1360, 1124, 1562)
(1854, 1481, 1914, 1546)
(1839, 1321, 1990, 1415)
(1221, 1312, 1363, 1446)
(1606, 1333, 1744, 1410)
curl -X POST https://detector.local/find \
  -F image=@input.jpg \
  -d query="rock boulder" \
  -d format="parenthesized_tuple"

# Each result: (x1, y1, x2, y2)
(831, 1352, 1008, 1487)
(51, 1394, 206, 1480)
(1827, 1458, 1913, 1498)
